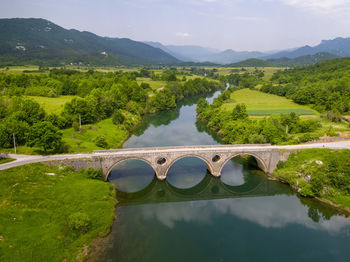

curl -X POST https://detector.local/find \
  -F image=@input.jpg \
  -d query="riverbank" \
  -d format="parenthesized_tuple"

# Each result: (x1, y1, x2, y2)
(273, 148, 350, 215)
(0, 163, 117, 262)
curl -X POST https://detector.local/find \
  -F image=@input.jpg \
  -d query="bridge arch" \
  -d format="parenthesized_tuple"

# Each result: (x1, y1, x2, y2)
(164, 154, 214, 178)
(105, 157, 157, 179)
(218, 153, 268, 175)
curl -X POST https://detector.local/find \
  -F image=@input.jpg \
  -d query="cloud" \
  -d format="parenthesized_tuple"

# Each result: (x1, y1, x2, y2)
(176, 32, 192, 37)
(277, 0, 350, 14)
(139, 196, 350, 234)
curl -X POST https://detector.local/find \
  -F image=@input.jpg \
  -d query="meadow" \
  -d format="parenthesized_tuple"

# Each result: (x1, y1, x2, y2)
(221, 89, 316, 116)
(214, 67, 284, 80)
(0, 163, 116, 262)
(26, 95, 75, 114)
(62, 118, 129, 153)
(136, 77, 167, 90)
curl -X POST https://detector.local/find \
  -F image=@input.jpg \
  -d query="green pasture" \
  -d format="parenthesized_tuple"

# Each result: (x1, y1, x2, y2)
(221, 89, 316, 116)
(214, 67, 284, 80)
(0, 65, 40, 73)
(62, 118, 128, 153)
(0, 158, 15, 164)
(26, 95, 75, 114)
(136, 77, 167, 90)
(0, 163, 116, 262)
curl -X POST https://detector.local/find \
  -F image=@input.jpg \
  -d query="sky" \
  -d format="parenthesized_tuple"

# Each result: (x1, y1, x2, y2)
(1, 0, 350, 51)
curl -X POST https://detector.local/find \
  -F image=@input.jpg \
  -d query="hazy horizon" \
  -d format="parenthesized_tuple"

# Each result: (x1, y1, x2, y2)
(1, 0, 350, 52)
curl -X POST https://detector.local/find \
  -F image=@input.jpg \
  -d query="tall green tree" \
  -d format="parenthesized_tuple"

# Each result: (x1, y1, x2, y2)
(26, 121, 62, 152)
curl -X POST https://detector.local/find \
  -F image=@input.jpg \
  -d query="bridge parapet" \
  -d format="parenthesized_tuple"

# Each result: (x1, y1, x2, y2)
(94, 145, 285, 180)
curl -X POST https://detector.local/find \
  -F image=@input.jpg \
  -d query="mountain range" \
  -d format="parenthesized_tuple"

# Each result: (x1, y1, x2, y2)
(0, 18, 349, 66)
(0, 18, 179, 66)
(227, 52, 340, 67)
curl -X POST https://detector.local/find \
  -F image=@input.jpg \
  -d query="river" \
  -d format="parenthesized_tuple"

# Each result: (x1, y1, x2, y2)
(90, 90, 350, 262)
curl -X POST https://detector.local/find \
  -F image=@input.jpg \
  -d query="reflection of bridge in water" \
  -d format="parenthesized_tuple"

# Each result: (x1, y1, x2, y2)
(116, 172, 292, 206)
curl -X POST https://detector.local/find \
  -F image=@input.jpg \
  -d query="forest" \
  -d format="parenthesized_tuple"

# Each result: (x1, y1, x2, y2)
(197, 58, 350, 145)
(261, 58, 350, 119)
(0, 68, 223, 152)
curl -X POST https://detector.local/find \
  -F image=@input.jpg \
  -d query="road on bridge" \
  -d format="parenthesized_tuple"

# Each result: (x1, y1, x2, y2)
(1, 141, 350, 172)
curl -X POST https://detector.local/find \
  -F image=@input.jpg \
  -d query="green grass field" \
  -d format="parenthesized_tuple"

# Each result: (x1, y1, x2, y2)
(26, 95, 75, 114)
(221, 89, 316, 116)
(0, 163, 116, 262)
(0, 65, 39, 73)
(0, 157, 16, 165)
(0, 158, 15, 164)
(136, 78, 167, 90)
(62, 118, 128, 153)
(214, 67, 284, 80)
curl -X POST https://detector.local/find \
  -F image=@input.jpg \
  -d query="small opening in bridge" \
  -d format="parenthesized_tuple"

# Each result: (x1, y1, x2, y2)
(212, 155, 221, 163)
(157, 157, 166, 165)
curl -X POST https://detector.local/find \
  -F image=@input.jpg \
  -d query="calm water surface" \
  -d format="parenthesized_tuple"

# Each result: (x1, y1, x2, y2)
(95, 91, 350, 262)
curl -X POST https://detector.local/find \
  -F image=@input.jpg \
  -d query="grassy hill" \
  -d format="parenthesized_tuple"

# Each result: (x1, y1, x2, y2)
(267, 52, 339, 66)
(221, 89, 316, 116)
(226, 58, 278, 67)
(227, 53, 339, 68)
(0, 18, 180, 66)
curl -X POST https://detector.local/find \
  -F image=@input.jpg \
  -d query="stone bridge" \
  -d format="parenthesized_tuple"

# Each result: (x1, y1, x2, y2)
(93, 144, 287, 180)
(2, 141, 350, 181)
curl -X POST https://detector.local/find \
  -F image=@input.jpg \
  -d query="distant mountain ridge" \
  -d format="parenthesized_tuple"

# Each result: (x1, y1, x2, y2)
(263, 37, 350, 59)
(0, 18, 349, 66)
(146, 37, 350, 65)
(227, 52, 339, 67)
(144, 42, 219, 62)
(267, 52, 339, 66)
(203, 49, 266, 64)
(0, 18, 180, 66)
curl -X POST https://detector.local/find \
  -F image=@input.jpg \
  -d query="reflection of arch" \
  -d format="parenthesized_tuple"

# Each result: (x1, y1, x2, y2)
(166, 169, 212, 193)
(219, 153, 267, 174)
(164, 154, 214, 178)
(106, 157, 156, 179)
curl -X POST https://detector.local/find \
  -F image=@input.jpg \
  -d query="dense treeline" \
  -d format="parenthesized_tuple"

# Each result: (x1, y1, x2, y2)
(196, 88, 321, 144)
(0, 69, 223, 152)
(225, 70, 264, 89)
(275, 149, 350, 209)
(262, 58, 350, 117)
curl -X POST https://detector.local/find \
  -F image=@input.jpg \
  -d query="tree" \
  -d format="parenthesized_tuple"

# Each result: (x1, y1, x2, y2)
(112, 109, 125, 125)
(196, 98, 209, 114)
(26, 121, 62, 152)
(232, 104, 248, 120)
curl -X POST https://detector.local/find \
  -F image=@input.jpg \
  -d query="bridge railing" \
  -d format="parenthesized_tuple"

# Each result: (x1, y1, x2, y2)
(93, 144, 272, 154)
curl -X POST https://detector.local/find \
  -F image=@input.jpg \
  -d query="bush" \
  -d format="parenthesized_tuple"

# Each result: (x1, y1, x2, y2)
(112, 109, 125, 125)
(299, 133, 319, 143)
(326, 127, 337, 137)
(277, 161, 286, 169)
(84, 167, 102, 180)
(94, 135, 109, 149)
(68, 212, 91, 233)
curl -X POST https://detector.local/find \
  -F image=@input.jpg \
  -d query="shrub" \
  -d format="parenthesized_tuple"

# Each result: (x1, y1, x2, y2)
(112, 109, 125, 125)
(299, 133, 319, 143)
(94, 136, 109, 149)
(277, 161, 286, 169)
(84, 167, 102, 180)
(326, 127, 337, 137)
(68, 212, 91, 234)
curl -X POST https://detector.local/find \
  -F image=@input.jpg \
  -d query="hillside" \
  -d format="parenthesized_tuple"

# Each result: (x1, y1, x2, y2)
(267, 52, 339, 66)
(263, 57, 350, 114)
(227, 53, 339, 67)
(202, 49, 265, 64)
(227, 58, 278, 67)
(0, 18, 180, 66)
(264, 37, 350, 59)
(145, 42, 220, 62)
